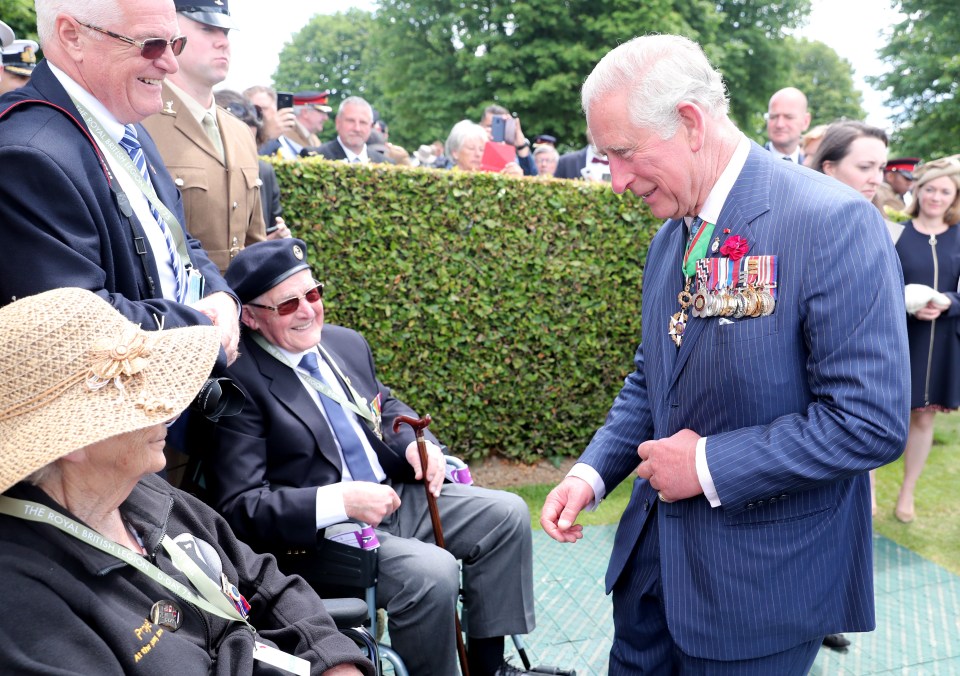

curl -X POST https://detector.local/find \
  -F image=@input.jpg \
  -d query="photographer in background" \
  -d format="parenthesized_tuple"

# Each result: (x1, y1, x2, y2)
(479, 104, 537, 176)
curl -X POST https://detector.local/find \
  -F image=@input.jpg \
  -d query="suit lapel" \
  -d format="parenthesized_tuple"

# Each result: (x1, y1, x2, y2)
(667, 144, 772, 387)
(163, 84, 224, 165)
(251, 340, 344, 472)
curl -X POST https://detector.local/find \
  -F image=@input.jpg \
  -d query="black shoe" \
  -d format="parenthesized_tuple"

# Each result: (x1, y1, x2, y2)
(495, 662, 532, 676)
(822, 633, 851, 650)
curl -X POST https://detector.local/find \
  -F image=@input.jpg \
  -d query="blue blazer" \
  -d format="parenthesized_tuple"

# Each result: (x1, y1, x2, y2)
(0, 60, 232, 329)
(579, 143, 909, 660)
(203, 325, 438, 550)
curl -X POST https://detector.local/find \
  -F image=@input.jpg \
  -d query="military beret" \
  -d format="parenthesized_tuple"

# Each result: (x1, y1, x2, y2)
(225, 239, 311, 304)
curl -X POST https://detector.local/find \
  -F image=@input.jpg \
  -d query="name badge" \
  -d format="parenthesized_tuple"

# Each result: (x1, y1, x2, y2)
(186, 267, 205, 305)
(253, 641, 310, 675)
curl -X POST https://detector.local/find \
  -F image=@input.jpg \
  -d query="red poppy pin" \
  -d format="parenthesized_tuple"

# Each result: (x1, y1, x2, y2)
(719, 235, 749, 261)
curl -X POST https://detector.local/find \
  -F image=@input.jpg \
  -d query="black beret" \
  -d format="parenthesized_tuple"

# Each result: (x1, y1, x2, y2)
(225, 239, 311, 304)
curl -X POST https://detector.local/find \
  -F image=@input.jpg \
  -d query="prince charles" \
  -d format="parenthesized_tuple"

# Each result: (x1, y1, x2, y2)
(541, 35, 910, 674)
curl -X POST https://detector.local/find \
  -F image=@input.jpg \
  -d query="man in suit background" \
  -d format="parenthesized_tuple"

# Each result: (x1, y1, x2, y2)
(317, 96, 386, 164)
(765, 86, 811, 163)
(554, 129, 610, 182)
(541, 35, 909, 674)
(0, 0, 239, 363)
(204, 239, 538, 676)
(143, 0, 268, 273)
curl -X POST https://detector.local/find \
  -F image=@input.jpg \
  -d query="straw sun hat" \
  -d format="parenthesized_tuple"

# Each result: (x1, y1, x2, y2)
(0, 288, 220, 493)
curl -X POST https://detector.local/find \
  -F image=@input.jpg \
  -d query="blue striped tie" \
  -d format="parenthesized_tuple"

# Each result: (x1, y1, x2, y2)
(299, 353, 379, 483)
(117, 124, 188, 303)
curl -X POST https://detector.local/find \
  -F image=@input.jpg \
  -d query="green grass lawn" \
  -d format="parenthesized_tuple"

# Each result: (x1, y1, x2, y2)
(508, 414, 960, 576)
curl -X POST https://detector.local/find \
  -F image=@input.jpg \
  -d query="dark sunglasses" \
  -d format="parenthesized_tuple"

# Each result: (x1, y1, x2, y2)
(224, 101, 263, 127)
(77, 20, 187, 59)
(248, 283, 324, 316)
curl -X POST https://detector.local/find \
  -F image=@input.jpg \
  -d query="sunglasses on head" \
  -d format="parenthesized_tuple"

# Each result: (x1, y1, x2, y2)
(77, 20, 187, 60)
(248, 283, 324, 316)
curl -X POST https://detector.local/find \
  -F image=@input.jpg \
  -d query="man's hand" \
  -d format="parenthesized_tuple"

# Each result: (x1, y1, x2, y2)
(342, 482, 401, 527)
(404, 440, 445, 497)
(191, 291, 240, 365)
(322, 663, 365, 675)
(636, 428, 703, 502)
(513, 116, 530, 157)
(540, 476, 594, 543)
(277, 106, 297, 135)
(266, 217, 291, 240)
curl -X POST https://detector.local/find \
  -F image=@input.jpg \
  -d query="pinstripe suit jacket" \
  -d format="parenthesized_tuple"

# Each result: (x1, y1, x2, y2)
(579, 142, 910, 660)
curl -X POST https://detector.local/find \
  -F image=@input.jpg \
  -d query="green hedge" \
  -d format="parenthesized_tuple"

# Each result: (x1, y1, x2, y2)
(274, 159, 660, 464)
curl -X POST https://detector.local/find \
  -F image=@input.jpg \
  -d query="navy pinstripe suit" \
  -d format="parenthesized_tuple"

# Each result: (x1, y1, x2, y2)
(579, 142, 910, 663)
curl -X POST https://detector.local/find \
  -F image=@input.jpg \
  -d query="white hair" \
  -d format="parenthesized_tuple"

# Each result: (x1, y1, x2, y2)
(36, 0, 123, 48)
(582, 34, 729, 139)
(337, 96, 373, 120)
(533, 144, 559, 161)
(445, 119, 487, 158)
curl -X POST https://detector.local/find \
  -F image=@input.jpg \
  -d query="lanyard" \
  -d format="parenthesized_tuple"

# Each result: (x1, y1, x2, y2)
(70, 98, 193, 272)
(0, 496, 252, 631)
(682, 219, 716, 278)
(250, 332, 377, 424)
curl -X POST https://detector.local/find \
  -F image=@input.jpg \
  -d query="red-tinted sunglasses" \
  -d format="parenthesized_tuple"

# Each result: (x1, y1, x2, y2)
(78, 21, 187, 60)
(248, 283, 324, 316)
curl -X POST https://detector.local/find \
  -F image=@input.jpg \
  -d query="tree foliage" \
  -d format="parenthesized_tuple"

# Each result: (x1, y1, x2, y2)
(869, 0, 960, 160)
(0, 0, 39, 45)
(271, 1, 869, 153)
(273, 9, 382, 110)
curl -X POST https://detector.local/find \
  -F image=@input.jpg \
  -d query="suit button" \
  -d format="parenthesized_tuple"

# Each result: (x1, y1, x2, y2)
(756, 499, 764, 507)
(643, 499, 650, 511)
(769, 497, 777, 504)
(746, 502, 755, 509)
(232, 201, 239, 210)
(174, 177, 184, 187)
(780, 494, 788, 500)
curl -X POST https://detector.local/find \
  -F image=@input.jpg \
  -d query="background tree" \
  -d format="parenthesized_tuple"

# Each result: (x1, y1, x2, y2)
(869, 0, 960, 160)
(709, 0, 811, 137)
(0, 0, 39, 45)
(273, 8, 382, 142)
(742, 37, 865, 141)
(274, 0, 867, 154)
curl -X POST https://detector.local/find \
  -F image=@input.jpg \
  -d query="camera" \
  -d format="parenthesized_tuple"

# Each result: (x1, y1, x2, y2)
(490, 115, 516, 145)
(276, 91, 294, 110)
(192, 377, 245, 422)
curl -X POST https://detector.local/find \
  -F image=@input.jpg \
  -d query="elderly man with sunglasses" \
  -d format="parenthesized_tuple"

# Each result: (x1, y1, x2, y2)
(197, 239, 541, 676)
(0, 0, 240, 366)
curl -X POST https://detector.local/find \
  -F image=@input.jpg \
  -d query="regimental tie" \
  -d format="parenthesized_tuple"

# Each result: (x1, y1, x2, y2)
(670, 216, 715, 347)
(299, 353, 380, 482)
(118, 124, 188, 303)
(202, 112, 225, 162)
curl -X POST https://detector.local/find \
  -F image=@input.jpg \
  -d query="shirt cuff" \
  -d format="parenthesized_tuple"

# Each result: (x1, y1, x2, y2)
(315, 483, 350, 530)
(696, 436, 721, 507)
(567, 462, 605, 511)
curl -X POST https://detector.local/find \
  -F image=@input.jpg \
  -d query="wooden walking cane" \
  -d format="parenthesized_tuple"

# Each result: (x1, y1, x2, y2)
(392, 414, 470, 676)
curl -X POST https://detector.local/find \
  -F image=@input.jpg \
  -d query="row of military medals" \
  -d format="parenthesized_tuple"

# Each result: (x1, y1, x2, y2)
(692, 256, 776, 319)
(670, 247, 777, 347)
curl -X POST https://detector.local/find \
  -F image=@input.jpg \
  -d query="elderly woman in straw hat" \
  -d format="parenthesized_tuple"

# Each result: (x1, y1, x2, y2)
(0, 288, 372, 675)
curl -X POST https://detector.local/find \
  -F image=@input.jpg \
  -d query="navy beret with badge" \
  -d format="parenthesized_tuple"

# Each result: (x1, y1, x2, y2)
(225, 239, 311, 304)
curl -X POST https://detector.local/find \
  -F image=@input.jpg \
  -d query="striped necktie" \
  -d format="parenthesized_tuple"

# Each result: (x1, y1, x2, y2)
(299, 353, 379, 483)
(117, 124, 188, 302)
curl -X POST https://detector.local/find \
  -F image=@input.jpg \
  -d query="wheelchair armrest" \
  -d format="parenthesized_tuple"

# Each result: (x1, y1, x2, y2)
(322, 597, 370, 630)
(443, 453, 473, 485)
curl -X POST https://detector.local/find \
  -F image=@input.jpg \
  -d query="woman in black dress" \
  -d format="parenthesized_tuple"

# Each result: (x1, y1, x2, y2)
(893, 157, 960, 522)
